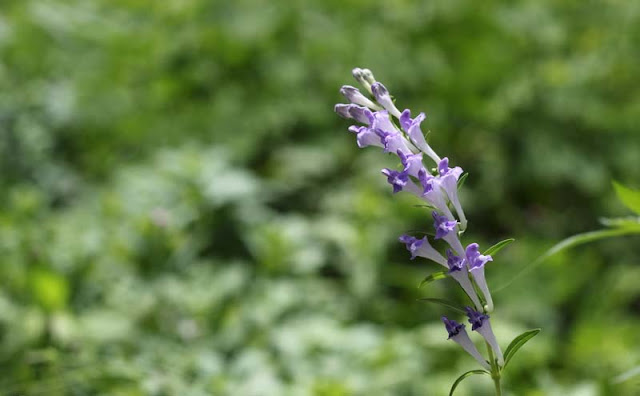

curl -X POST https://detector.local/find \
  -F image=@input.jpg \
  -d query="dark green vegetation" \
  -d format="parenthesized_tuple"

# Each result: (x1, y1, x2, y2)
(1, 0, 640, 394)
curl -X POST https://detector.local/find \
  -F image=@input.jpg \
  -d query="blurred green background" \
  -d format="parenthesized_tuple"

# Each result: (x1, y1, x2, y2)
(1, 0, 639, 395)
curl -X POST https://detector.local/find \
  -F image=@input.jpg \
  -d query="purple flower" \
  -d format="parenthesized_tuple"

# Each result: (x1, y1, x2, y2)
(418, 169, 455, 220)
(340, 85, 382, 110)
(377, 129, 412, 156)
(432, 211, 457, 239)
(398, 151, 424, 178)
(465, 307, 503, 365)
(399, 109, 441, 164)
(398, 235, 447, 267)
(371, 82, 402, 119)
(334, 104, 352, 119)
(433, 211, 464, 256)
(381, 168, 409, 193)
(466, 243, 494, 312)
(442, 317, 490, 370)
(334, 104, 374, 125)
(348, 126, 383, 149)
(446, 250, 483, 310)
(371, 111, 397, 133)
(348, 105, 375, 125)
(438, 157, 467, 229)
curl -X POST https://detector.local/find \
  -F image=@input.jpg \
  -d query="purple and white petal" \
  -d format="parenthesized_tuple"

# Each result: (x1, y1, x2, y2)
(335, 104, 352, 119)
(466, 243, 494, 312)
(371, 110, 398, 134)
(340, 85, 382, 110)
(348, 105, 375, 125)
(398, 151, 424, 178)
(403, 111, 441, 164)
(442, 317, 490, 370)
(379, 131, 412, 156)
(465, 307, 503, 365)
(381, 169, 409, 193)
(371, 82, 402, 119)
(447, 250, 483, 310)
(398, 235, 447, 267)
(419, 170, 455, 220)
(438, 158, 467, 229)
(433, 211, 464, 255)
(348, 126, 384, 149)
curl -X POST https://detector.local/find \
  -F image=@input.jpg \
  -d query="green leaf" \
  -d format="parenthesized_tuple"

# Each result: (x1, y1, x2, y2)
(613, 181, 640, 215)
(483, 238, 515, 256)
(418, 298, 466, 314)
(599, 216, 640, 229)
(449, 370, 489, 396)
(457, 173, 469, 189)
(503, 329, 540, 368)
(419, 271, 449, 288)
(494, 227, 640, 292)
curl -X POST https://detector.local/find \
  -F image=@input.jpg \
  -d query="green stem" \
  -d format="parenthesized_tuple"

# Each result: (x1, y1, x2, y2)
(486, 342, 502, 396)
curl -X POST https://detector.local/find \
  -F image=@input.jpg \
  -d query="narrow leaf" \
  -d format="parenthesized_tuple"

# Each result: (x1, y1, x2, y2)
(613, 181, 640, 215)
(494, 227, 640, 292)
(457, 173, 469, 190)
(503, 329, 540, 368)
(419, 271, 449, 288)
(599, 216, 640, 229)
(612, 365, 640, 384)
(418, 298, 466, 314)
(483, 238, 515, 256)
(449, 370, 489, 396)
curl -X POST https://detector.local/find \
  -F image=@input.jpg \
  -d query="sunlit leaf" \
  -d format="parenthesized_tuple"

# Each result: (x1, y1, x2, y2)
(494, 228, 640, 292)
(613, 181, 640, 215)
(599, 216, 640, 229)
(457, 173, 469, 190)
(449, 370, 489, 396)
(419, 271, 449, 288)
(483, 238, 515, 256)
(503, 329, 540, 368)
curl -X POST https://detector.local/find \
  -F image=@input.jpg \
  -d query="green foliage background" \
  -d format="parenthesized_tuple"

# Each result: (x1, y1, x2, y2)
(1, 0, 639, 394)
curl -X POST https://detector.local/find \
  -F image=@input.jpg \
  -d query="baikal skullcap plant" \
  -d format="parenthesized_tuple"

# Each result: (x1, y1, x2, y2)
(335, 68, 540, 395)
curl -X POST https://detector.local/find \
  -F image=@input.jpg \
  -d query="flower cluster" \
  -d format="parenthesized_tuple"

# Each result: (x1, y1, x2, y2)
(335, 68, 503, 369)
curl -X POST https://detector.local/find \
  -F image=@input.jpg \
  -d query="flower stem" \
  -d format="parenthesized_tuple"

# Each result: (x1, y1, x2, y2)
(486, 341, 502, 396)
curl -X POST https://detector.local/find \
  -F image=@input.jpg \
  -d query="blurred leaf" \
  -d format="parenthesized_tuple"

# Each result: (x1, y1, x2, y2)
(29, 268, 69, 312)
(449, 370, 489, 396)
(495, 227, 640, 292)
(483, 238, 515, 256)
(612, 365, 640, 384)
(418, 298, 466, 314)
(419, 271, 449, 288)
(613, 181, 640, 215)
(599, 216, 640, 229)
(457, 173, 469, 190)
(503, 328, 540, 368)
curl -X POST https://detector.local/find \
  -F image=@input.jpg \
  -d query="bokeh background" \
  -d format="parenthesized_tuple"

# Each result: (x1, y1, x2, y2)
(1, 0, 640, 395)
